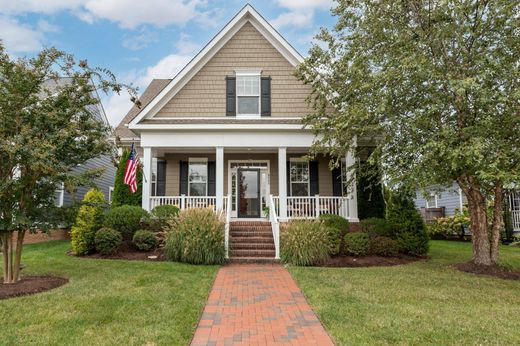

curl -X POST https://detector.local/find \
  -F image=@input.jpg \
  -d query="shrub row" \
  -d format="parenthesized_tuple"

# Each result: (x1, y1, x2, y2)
(71, 189, 177, 256)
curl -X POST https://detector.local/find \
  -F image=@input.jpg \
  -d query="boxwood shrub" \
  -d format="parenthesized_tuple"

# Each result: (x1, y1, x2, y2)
(369, 236, 399, 256)
(147, 204, 180, 231)
(281, 220, 330, 266)
(132, 230, 157, 251)
(103, 205, 149, 239)
(344, 232, 370, 256)
(164, 208, 225, 265)
(94, 228, 122, 255)
(359, 217, 392, 237)
(319, 214, 349, 255)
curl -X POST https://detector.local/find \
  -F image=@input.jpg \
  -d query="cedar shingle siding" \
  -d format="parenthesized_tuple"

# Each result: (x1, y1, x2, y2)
(155, 22, 311, 118)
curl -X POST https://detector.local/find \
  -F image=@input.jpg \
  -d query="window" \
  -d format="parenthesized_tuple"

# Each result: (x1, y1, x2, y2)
(426, 193, 439, 208)
(290, 159, 309, 196)
(236, 73, 260, 116)
(188, 158, 208, 196)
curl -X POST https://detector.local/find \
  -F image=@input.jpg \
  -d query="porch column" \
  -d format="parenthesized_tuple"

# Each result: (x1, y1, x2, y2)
(142, 147, 152, 211)
(215, 147, 224, 210)
(345, 150, 359, 221)
(278, 147, 287, 220)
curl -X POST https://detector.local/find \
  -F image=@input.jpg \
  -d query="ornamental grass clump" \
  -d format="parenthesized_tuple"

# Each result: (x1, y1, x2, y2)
(281, 220, 330, 266)
(164, 208, 225, 265)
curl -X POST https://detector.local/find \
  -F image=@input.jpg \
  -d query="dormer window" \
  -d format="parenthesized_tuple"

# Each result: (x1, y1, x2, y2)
(236, 72, 260, 117)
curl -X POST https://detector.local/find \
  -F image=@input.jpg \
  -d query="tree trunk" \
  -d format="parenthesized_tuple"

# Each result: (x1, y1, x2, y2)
(490, 185, 504, 264)
(3, 231, 14, 283)
(464, 183, 492, 266)
(12, 230, 26, 282)
(1, 232, 9, 283)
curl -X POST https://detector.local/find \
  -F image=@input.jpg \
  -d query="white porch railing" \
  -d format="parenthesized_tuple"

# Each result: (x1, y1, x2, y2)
(511, 210, 520, 232)
(150, 195, 228, 212)
(272, 195, 352, 220)
(269, 195, 280, 259)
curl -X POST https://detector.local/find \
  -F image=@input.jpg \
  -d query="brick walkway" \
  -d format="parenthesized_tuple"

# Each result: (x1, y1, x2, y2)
(191, 264, 334, 346)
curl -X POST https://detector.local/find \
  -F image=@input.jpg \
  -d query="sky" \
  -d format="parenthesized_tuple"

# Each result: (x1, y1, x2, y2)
(0, 0, 336, 127)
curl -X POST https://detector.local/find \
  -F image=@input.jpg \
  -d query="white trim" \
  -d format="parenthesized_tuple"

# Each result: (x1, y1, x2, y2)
(289, 158, 310, 197)
(108, 186, 114, 204)
(128, 4, 303, 128)
(140, 130, 317, 148)
(131, 124, 306, 130)
(56, 182, 65, 207)
(146, 116, 301, 120)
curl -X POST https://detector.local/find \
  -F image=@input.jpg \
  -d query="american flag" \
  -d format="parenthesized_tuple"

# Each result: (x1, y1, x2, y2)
(123, 144, 139, 193)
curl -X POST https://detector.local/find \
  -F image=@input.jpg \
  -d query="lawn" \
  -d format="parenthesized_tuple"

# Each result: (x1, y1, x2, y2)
(290, 240, 520, 346)
(0, 241, 218, 346)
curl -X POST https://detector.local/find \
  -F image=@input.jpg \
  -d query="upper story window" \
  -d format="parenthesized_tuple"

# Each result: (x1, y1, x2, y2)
(236, 72, 260, 117)
(188, 158, 208, 196)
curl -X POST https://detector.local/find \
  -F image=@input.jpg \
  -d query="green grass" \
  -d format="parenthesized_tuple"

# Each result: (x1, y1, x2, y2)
(0, 241, 218, 346)
(289, 240, 520, 346)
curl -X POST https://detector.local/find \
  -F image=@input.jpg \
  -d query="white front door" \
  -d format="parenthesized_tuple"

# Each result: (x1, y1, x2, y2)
(229, 160, 270, 218)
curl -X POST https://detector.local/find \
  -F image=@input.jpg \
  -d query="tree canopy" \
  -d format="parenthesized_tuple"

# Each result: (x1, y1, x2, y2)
(297, 0, 519, 265)
(0, 44, 137, 283)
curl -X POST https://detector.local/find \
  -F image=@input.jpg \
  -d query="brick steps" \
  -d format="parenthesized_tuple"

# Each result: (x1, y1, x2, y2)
(229, 221, 276, 262)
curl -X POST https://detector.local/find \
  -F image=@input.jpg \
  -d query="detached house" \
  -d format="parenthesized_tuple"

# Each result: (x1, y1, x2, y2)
(115, 5, 361, 260)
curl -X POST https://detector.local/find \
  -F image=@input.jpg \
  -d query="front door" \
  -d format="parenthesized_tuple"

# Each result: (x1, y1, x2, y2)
(237, 168, 261, 218)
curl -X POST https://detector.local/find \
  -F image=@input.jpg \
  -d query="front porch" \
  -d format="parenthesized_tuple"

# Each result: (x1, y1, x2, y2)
(141, 147, 359, 222)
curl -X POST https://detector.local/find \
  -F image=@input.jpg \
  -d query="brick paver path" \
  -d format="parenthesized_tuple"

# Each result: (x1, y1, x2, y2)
(191, 264, 334, 346)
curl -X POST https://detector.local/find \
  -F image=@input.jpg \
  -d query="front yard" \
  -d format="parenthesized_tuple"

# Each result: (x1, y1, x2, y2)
(290, 240, 520, 345)
(0, 241, 218, 345)
(1, 240, 519, 345)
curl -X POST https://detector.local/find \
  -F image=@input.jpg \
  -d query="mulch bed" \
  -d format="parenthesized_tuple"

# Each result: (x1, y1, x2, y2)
(0, 276, 68, 300)
(320, 254, 425, 268)
(455, 262, 520, 280)
(67, 243, 166, 261)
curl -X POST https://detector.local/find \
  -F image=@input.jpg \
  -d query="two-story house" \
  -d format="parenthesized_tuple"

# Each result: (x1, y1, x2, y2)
(115, 5, 362, 260)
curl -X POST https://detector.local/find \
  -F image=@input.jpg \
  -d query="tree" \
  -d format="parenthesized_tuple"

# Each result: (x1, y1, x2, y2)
(0, 44, 137, 283)
(297, 1, 519, 266)
(112, 149, 142, 207)
(357, 159, 385, 219)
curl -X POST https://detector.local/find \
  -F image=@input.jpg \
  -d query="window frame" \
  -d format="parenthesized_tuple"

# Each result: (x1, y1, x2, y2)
(188, 158, 208, 196)
(289, 158, 310, 197)
(108, 186, 114, 204)
(235, 71, 261, 118)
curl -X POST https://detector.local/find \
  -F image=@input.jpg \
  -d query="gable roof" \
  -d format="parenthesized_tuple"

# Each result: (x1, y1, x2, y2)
(115, 79, 171, 140)
(127, 4, 304, 130)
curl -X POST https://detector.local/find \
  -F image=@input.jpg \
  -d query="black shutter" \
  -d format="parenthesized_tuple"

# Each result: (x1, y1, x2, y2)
(309, 161, 319, 195)
(226, 76, 236, 116)
(261, 77, 271, 116)
(286, 161, 291, 196)
(332, 167, 342, 196)
(207, 161, 216, 196)
(156, 160, 166, 196)
(179, 161, 188, 195)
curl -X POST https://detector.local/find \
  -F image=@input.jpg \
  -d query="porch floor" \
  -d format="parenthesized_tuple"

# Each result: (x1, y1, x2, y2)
(190, 264, 334, 346)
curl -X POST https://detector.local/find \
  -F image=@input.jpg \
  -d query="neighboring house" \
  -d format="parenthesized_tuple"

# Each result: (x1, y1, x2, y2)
(115, 5, 362, 260)
(414, 183, 520, 233)
(50, 78, 116, 207)
(414, 182, 466, 220)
